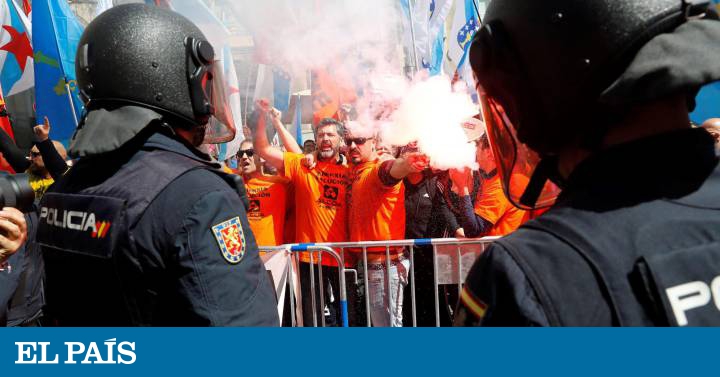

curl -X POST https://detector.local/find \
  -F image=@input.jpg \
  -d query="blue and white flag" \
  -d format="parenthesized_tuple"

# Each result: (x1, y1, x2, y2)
(447, 0, 482, 100)
(33, 0, 85, 143)
(400, 0, 451, 76)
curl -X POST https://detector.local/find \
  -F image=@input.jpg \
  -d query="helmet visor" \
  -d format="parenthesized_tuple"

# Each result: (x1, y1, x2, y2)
(201, 61, 236, 144)
(478, 85, 560, 209)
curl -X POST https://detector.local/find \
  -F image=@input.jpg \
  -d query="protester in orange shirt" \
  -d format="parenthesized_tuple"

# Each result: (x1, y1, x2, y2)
(237, 140, 290, 247)
(450, 132, 529, 237)
(253, 100, 351, 326)
(344, 122, 426, 327)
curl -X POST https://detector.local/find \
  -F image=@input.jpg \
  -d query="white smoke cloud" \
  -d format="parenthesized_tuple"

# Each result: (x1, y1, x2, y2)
(224, 0, 481, 169)
(379, 75, 480, 170)
(227, 0, 403, 79)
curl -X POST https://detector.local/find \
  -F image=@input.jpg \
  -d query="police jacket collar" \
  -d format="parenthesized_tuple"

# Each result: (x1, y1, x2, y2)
(69, 105, 164, 158)
(561, 128, 719, 209)
(143, 131, 220, 169)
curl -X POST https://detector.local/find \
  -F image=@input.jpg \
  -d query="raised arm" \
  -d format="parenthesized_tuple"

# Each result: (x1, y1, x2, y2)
(34, 117, 69, 181)
(449, 168, 493, 238)
(389, 152, 428, 180)
(251, 100, 285, 171)
(269, 108, 302, 154)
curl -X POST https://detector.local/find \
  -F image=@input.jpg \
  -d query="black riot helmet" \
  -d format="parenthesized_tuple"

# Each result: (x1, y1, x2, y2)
(73, 4, 235, 153)
(469, 0, 719, 209)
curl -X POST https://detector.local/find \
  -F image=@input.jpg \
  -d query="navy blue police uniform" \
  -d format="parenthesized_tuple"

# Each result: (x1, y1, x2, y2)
(38, 128, 279, 326)
(456, 128, 720, 326)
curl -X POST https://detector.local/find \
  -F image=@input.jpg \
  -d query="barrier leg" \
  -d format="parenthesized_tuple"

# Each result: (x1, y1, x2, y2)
(287, 250, 297, 327)
(338, 263, 348, 327)
(318, 253, 326, 327)
(457, 244, 463, 298)
(309, 253, 318, 327)
(433, 245, 440, 327)
(363, 247, 371, 327)
(384, 245, 392, 326)
(410, 245, 417, 327)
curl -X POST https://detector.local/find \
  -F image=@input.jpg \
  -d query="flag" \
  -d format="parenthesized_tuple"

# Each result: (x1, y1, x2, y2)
(401, 0, 452, 75)
(20, 0, 29, 18)
(310, 68, 357, 125)
(32, 0, 85, 144)
(169, 0, 244, 161)
(272, 68, 291, 113)
(293, 93, 302, 144)
(0, 0, 33, 97)
(253, 64, 292, 113)
(427, 0, 453, 75)
(447, 0, 482, 100)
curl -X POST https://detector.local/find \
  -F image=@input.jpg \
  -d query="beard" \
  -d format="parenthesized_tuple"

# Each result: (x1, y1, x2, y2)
(28, 163, 45, 177)
(319, 146, 338, 160)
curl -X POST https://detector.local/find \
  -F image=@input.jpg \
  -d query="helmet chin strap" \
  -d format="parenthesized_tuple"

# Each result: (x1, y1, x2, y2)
(519, 156, 561, 208)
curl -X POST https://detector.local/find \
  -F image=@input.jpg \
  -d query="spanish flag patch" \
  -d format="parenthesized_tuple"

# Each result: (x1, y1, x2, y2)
(460, 286, 488, 319)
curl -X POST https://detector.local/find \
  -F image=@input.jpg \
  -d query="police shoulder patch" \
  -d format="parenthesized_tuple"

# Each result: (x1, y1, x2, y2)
(211, 216, 246, 264)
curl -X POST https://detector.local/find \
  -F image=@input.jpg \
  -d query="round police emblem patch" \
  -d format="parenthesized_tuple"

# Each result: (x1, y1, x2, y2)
(211, 217, 246, 264)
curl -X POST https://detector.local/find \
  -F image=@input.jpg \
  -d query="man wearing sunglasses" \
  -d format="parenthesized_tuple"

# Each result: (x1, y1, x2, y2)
(344, 122, 427, 326)
(237, 140, 289, 247)
(253, 102, 351, 326)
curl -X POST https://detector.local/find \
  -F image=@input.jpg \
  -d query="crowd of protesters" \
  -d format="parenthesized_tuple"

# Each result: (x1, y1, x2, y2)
(0, 94, 717, 327)
(211, 99, 534, 326)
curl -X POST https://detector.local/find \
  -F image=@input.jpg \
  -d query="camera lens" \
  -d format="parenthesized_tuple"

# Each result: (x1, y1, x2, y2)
(0, 173, 35, 213)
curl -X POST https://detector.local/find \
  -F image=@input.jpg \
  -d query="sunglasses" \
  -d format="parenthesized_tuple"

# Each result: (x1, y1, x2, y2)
(30, 151, 41, 158)
(238, 149, 254, 158)
(345, 137, 370, 147)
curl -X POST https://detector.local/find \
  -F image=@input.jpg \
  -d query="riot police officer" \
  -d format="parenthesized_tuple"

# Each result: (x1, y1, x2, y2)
(455, 0, 720, 326)
(37, 4, 278, 326)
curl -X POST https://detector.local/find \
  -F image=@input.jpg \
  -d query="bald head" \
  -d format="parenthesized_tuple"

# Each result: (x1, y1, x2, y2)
(52, 141, 67, 161)
(29, 141, 69, 178)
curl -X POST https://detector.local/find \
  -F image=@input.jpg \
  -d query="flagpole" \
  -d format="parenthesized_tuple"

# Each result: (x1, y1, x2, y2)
(243, 65, 253, 127)
(471, 0, 482, 21)
(45, 0, 80, 128)
(405, 0, 421, 74)
(65, 81, 79, 127)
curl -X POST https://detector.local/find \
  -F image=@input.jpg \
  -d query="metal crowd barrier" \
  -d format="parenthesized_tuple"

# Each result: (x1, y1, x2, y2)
(260, 237, 498, 327)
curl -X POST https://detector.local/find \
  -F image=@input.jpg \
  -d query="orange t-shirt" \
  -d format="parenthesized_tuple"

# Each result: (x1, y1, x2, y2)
(474, 174, 529, 236)
(245, 175, 290, 247)
(283, 152, 350, 266)
(348, 160, 405, 262)
(282, 184, 296, 244)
